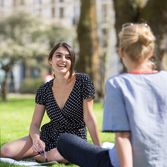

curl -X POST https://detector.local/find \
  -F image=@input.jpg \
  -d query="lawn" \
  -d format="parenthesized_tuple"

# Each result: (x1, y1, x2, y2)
(0, 94, 114, 167)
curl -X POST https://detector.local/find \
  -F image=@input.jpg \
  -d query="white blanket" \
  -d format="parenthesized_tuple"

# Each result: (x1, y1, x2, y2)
(0, 157, 58, 166)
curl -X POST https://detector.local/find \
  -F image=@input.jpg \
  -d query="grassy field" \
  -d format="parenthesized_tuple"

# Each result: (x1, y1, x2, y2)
(0, 94, 114, 167)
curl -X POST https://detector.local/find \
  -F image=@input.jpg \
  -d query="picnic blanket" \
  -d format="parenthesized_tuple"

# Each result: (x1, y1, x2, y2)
(0, 157, 58, 166)
(102, 142, 120, 167)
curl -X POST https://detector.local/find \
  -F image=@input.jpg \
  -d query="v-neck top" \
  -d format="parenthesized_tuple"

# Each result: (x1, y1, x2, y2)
(35, 73, 95, 151)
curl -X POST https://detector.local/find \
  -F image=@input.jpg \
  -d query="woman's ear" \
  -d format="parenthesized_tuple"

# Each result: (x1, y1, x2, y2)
(48, 59, 52, 65)
(119, 48, 124, 58)
(147, 49, 154, 60)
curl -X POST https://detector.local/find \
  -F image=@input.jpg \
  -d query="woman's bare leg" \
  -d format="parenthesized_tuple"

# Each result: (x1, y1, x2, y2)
(34, 148, 68, 163)
(0, 136, 67, 163)
(47, 148, 68, 163)
(0, 136, 37, 160)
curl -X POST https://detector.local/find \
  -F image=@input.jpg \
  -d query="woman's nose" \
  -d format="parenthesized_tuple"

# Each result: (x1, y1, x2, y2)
(61, 55, 66, 61)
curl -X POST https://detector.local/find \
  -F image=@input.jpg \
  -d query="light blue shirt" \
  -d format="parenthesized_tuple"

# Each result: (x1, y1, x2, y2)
(103, 71, 167, 167)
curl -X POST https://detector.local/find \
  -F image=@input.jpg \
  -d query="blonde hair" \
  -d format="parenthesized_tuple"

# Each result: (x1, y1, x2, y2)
(119, 23, 155, 63)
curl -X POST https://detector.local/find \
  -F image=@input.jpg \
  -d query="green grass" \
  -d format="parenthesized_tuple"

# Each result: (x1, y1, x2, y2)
(0, 94, 114, 167)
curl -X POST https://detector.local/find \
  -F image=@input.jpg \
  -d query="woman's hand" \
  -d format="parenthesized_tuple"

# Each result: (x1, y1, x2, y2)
(32, 138, 46, 154)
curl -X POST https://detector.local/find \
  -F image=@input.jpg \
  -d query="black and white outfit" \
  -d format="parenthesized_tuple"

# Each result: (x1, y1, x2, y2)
(35, 73, 95, 151)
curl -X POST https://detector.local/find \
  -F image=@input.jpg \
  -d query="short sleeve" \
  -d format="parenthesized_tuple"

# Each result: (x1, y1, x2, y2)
(102, 79, 130, 132)
(82, 74, 95, 99)
(35, 85, 46, 105)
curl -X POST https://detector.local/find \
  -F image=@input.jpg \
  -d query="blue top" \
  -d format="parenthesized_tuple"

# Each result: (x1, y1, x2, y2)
(103, 71, 167, 167)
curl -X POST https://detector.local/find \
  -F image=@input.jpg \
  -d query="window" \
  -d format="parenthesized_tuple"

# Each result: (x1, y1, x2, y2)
(38, 0, 42, 4)
(20, 0, 25, 5)
(51, 0, 55, 5)
(51, 0, 56, 17)
(51, 6, 56, 18)
(59, 7, 64, 18)
(13, 0, 17, 7)
(0, 0, 4, 7)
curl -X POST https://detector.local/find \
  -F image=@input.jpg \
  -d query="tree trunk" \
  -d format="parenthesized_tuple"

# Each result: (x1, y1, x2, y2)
(113, 0, 139, 72)
(77, 0, 101, 99)
(1, 72, 8, 101)
(113, 0, 139, 43)
(1, 60, 13, 101)
(140, 0, 167, 70)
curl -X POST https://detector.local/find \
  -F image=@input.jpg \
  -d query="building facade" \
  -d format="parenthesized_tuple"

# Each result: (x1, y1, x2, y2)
(0, 0, 80, 27)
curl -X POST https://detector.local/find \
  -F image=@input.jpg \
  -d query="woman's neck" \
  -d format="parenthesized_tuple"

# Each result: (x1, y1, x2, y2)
(126, 60, 154, 73)
(54, 72, 74, 85)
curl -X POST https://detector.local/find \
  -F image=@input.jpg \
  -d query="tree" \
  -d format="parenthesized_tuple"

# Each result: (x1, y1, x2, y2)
(113, 0, 167, 71)
(77, 0, 102, 98)
(45, 25, 75, 48)
(0, 11, 76, 101)
(0, 12, 49, 101)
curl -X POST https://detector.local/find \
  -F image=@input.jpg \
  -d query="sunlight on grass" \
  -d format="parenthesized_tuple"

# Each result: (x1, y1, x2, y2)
(0, 94, 115, 167)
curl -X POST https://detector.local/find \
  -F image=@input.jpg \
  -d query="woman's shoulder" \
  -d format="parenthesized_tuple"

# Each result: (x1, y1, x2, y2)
(158, 70, 167, 76)
(37, 79, 53, 92)
(105, 73, 132, 89)
(76, 72, 91, 81)
(107, 73, 124, 83)
(106, 71, 167, 87)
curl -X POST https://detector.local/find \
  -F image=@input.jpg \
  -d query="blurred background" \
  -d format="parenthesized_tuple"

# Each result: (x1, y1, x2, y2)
(0, 0, 167, 102)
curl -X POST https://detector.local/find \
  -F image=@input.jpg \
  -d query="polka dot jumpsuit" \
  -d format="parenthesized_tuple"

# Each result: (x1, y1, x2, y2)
(35, 73, 95, 151)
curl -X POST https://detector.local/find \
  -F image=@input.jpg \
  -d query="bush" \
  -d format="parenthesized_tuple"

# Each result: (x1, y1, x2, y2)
(20, 78, 44, 94)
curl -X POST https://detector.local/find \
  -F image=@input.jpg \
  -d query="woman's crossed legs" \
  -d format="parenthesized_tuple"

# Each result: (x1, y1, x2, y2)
(57, 133, 113, 167)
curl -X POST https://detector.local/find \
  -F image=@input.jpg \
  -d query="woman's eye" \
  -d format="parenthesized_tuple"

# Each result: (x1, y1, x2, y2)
(55, 54, 62, 58)
(65, 55, 71, 60)
(54, 54, 70, 60)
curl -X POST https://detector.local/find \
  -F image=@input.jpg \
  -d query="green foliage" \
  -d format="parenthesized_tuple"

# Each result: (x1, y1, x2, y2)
(0, 11, 49, 61)
(19, 78, 44, 94)
(0, 95, 114, 167)
(45, 25, 76, 48)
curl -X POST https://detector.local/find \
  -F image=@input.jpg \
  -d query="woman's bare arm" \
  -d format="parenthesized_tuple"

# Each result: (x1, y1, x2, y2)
(115, 132, 133, 167)
(83, 99, 101, 146)
(29, 104, 45, 152)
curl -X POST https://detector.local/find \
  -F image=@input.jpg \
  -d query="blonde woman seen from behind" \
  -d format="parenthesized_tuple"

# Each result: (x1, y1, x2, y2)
(103, 23, 167, 167)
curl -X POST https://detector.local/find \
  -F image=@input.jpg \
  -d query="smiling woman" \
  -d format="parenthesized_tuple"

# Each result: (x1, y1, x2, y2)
(48, 43, 75, 79)
(0, 42, 100, 164)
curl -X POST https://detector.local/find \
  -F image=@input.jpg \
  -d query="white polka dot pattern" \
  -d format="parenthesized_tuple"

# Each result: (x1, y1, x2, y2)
(35, 73, 95, 151)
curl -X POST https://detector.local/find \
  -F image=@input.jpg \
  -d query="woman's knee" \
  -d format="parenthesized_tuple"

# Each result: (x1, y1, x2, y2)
(57, 133, 76, 156)
(46, 148, 68, 163)
(57, 133, 70, 148)
(0, 144, 15, 158)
